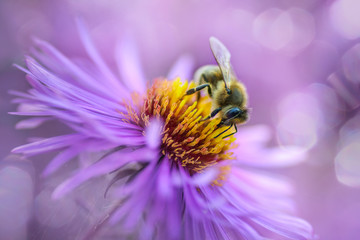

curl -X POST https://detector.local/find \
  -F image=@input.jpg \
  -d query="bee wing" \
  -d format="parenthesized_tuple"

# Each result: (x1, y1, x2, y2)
(229, 63, 238, 80)
(209, 37, 232, 93)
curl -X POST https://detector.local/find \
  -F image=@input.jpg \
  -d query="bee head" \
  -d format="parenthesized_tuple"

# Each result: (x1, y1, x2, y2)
(223, 107, 248, 125)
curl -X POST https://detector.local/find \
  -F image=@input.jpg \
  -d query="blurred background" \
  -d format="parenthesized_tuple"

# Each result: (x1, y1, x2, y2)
(1, 0, 360, 239)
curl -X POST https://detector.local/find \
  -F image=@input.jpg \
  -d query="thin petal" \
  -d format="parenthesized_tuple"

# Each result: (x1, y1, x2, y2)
(157, 158, 173, 198)
(12, 134, 84, 155)
(52, 148, 154, 199)
(167, 54, 194, 81)
(145, 118, 163, 149)
(42, 147, 80, 177)
(254, 214, 313, 240)
(32, 38, 123, 100)
(15, 117, 51, 129)
(235, 124, 272, 145)
(76, 19, 130, 98)
(235, 145, 307, 168)
(189, 167, 219, 186)
(115, 37, 147, 93)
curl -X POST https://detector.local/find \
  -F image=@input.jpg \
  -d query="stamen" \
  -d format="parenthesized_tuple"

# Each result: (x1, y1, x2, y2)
(123, 78, 236, 176)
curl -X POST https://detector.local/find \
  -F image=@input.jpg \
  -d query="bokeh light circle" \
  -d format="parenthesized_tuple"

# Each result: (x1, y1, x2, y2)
(330, 0, 360, 40)
(253, 8, 315, 54)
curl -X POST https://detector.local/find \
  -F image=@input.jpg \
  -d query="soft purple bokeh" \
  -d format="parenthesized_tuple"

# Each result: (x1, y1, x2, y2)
(1, 0, 360, 239)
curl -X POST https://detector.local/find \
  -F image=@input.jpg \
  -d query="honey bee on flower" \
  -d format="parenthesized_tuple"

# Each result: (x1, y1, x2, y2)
(184, 37, 249, 138)
(11, 19, 313, 239)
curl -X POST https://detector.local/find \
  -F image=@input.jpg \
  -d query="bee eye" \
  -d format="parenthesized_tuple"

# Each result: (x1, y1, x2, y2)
(225, 108, 241, 119)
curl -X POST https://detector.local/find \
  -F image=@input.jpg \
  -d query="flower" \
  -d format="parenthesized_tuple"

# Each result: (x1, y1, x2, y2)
(11, 20, 313, 239)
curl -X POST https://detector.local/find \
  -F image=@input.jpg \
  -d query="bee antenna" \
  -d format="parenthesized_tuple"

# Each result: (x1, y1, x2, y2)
(223, 84, 231, 94)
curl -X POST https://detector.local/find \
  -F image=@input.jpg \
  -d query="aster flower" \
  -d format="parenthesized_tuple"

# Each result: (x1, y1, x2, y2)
(11, 20, 313, 240)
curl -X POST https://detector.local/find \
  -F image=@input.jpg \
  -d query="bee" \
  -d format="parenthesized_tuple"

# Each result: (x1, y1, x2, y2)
(183, 37, 249, 138)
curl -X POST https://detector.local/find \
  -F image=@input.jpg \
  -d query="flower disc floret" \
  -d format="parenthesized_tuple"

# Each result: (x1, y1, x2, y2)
(122, 78, 236, 175)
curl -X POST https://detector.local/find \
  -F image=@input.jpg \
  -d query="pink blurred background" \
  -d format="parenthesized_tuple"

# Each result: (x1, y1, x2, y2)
(1, 0, 360, 239)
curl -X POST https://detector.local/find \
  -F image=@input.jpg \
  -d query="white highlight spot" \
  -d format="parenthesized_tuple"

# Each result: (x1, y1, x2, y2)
(253, 8, 315, 54)
(277, 93, 320, 150)
(253, 8, 293, 51)
(330, 0, 360, 40)
(335, 139, 360, 187)
(277, 111, 318, 150)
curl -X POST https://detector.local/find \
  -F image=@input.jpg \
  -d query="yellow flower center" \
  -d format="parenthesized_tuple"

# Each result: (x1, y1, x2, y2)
(122, 78, 236, 176)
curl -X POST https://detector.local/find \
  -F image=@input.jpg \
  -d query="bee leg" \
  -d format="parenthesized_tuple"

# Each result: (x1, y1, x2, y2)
(222, 124, 238, 139)
(199, 107, 222, 122)
(197, 74, 211, 100)
(183, 83, 210, 97)
(215, 124, 233, 138)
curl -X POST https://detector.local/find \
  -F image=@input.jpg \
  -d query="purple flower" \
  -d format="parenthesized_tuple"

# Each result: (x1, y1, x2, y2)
(11, 20, 313, 240)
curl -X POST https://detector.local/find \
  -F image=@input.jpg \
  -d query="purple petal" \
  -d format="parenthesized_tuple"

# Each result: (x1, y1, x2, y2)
(254, 214, 313, 240)
(115, 36, 147, 93)
(12, 134, 84, 156)
(32, 38, 124, 100)
(230, 168, 293, 196)
(110, 166, 155, 223)
(235, 145, 307, 168)
(15, 117, 51, 129)
(167, 54, 195, 81)
(145, 118, 163, 149)
(52, 148, 154, 199)
(157, 159, 173, 198)
(24, 56, 124, 112)
(189, 167, 219, 186)
(235, 124, 272, 145)
(76, 19, 130, 98)
(42, 147, 81, 177)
